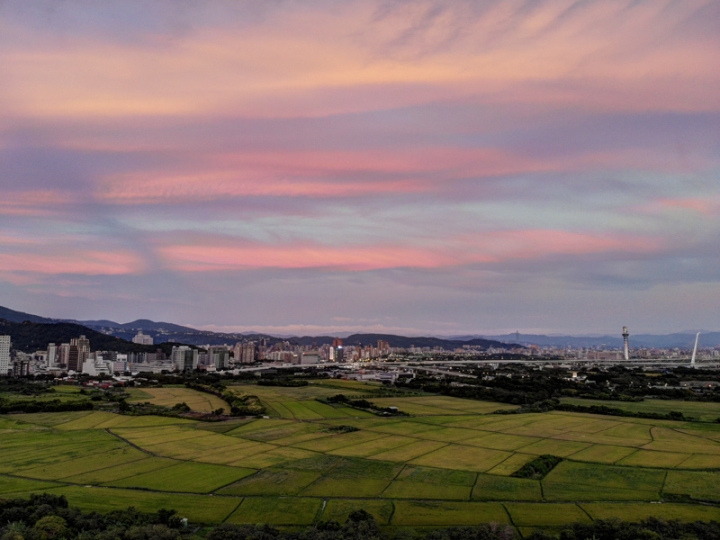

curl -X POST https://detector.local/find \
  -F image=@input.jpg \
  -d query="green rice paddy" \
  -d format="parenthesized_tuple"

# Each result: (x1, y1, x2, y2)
(3, 382, 720, 534)
(127, 386, 229, 413)
(561, 397, 720, 422)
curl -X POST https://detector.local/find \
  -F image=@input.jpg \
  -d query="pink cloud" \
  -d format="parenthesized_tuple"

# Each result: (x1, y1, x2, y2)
(159, 243, 460, 272)
(464, 230, 663, 260)
(93, 146, 706, 205)
(93, 147, 543, 203)
(158, 229, 663, 273)
(633, 197, 719, 215)
(655, 198, 715, 215)
(0, 191, 74, 216)
(0, 250, 144, 278)
(96, 173, 431, 203)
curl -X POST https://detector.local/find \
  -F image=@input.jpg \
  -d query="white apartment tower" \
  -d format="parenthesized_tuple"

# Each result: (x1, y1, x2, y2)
(132, 330, 154, 345)
(0, 335, 11, 376)
(47, 343, 57, 367)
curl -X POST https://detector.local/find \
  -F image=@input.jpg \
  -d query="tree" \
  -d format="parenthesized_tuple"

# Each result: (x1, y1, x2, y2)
(33, 516, 66, 539)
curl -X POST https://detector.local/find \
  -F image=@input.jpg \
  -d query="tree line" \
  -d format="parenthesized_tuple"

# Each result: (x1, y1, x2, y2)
(3, 494, 720, 540)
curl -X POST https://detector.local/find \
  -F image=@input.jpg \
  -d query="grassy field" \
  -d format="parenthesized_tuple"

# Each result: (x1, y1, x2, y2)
(0, 385, 87, 403)
(127, 386, 228, 413)
(244, 383, 376, 420)
(227, 497, 323, 525)
(3, 382, 720, 531)
(561, 397, 720, 422)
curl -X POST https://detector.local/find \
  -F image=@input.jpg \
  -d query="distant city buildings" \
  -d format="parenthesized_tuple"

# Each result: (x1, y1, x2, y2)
(132, 330, 154, 345)
(2, 325, 719, 379)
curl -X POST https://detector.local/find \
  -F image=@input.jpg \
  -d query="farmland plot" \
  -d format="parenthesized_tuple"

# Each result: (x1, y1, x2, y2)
(127, 387, 228, 413)
(4, 381, 720, 530)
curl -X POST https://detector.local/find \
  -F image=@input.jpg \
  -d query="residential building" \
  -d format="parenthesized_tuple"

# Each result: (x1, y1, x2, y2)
(58, 343, 71, 367)
(68, 335, 90, 372)
(46, 343, 57, 367)
(0, 335, 11, 376)
(299, 351, 320, 365)
(132, 330, 154, 345)
(208, 346, 229, 369)
(171, 346, 198, 371)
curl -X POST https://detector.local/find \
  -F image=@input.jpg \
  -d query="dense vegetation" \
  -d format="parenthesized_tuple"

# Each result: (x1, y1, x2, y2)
(257, 379, 309, 387)
(511, 455, 562, 479)
(0, 494, 184, 540)
(185, 382, 265, 416)
(400, 366, 720, 408)
(526, 519, 720, 540)
(0, 398, 93, 414)
(554, 402, 689, 421)
(323, 394, 407, 415)
(4, 494, 720, 540)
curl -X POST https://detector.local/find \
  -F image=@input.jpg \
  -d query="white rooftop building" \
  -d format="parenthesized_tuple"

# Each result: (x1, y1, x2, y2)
(132, 331, 154, 345)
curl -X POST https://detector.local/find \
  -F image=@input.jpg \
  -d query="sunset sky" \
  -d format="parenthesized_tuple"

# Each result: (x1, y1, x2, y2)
(1, 0, 719, 335)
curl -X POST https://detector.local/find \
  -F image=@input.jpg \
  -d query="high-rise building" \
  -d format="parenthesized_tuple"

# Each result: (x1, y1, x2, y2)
(132, 330, 154, 345)
(233, 342, 256, 364)
(207, 346, 230, 369)
(0, 335, 11, 376)
(58, 343, 71, 367)
(68, 335, 90, 372)
(242, 342, 256, 364)
(46, 343, 57, 367)
(171, 346, 198, 371)
(330, 338, 344, 362)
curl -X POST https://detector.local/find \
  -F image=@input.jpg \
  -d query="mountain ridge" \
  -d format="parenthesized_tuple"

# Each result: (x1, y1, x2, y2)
(0, 319, 181, 355)
(0, 305, 716, 350)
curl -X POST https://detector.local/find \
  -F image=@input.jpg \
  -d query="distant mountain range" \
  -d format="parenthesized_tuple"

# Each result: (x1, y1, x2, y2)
(0, 305, 509, 351)
(0, 304, 716, 351)
(456, 332, 719, 349)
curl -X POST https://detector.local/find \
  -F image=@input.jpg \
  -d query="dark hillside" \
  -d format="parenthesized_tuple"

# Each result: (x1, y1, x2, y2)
(0, 306, 57, 324)
(290, 333, 511, 349)
(0, 319, 181, 355)
(78, 318, 198, 333)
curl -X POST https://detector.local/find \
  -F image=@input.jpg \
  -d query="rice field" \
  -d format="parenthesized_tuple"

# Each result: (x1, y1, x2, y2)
(561, 397, 720, 422)
(127, 386, 229, 413)
(4, 383, 720, 531)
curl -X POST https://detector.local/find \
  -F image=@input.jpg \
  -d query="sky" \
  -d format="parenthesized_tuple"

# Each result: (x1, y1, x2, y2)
(1, 0, 719, 336)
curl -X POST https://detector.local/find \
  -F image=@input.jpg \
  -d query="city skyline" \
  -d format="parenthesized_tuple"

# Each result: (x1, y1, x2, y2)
(1, 1, 719, 335)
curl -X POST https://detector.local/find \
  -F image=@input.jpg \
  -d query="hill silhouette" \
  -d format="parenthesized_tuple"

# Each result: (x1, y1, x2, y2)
(0, 319, 182, 355)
